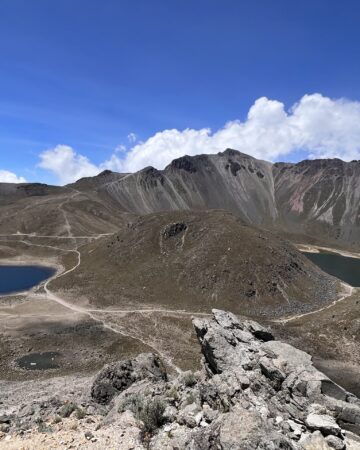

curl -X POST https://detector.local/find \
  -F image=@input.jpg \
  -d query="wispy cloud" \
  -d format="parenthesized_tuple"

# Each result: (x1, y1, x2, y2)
(127, 132, 137, 143)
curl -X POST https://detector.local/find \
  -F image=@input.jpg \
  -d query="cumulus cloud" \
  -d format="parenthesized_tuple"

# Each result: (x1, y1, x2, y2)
(119, 94, 360, 172)
(38, 94, 360, 184)
(38, 145, 100, 184)
(38, 144, 126, 184)
(0, 170, 26, 183)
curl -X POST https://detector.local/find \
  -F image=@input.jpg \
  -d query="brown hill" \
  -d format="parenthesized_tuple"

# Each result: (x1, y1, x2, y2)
(51, 209, 337, 318)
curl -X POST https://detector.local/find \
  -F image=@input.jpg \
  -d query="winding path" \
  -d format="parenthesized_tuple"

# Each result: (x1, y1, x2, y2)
(275, 283, 355, 324)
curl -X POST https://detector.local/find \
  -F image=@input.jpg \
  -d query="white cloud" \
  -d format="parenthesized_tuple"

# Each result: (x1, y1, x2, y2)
(38, 144, 126, 184)
(38, 145, 100, 184)
(118, 94, 360, 171)
(38, 94, 360, 184)
(115, 144, 127, 153)
(0, 170, 26, 183)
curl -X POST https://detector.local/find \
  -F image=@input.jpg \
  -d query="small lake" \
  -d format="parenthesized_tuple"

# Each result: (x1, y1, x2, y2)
(0, 265, 55, 295)
(17, 352, 61, 370)
(303, 251, 360, 287)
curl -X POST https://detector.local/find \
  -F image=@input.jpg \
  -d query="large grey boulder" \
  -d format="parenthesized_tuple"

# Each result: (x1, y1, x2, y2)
(216, 407, 295, 450)
(300, 431, 332, 449)
(193, 309, 273, 374)
(338, 404, 360, 435)
(305, 413, 342, 437)
(91, 353, 167, 404)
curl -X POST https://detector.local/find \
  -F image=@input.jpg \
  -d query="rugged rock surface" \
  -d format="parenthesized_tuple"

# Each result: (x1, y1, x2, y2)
(91, 353, 167, 404)
(2, 310, 360, 449)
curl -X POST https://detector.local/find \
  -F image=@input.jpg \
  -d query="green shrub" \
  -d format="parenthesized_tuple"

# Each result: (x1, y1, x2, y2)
(119, 394, 166, 434)
(166, 386, 179, 403)
(59, 402, 77, 418)
(35, 418, 53, 434)
(184, 392, 197, 406)
(118, 393, 145, 416)
(182, 372, 197, 388)
(140, 397, 166, 433)
(75, 407, 86, 419)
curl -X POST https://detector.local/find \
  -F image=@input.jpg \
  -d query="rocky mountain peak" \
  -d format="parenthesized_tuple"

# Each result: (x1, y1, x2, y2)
(97, 169, 114, 177)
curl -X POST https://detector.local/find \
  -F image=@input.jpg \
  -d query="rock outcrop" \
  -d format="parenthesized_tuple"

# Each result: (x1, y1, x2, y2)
(85, 311, 360, 448)
(91, 353, 167, 405)
(2, 310, 360, 449)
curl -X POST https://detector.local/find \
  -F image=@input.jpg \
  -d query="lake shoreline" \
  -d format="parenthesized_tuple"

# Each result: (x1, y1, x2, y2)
(0, 255, 62, 298)
(0, 265, 56, 296)
(295, 243, 360, 260)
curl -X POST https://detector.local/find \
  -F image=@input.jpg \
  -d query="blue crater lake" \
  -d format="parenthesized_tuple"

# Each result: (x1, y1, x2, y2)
(303, 251, 360, 287)
(0, 265, 55, 295)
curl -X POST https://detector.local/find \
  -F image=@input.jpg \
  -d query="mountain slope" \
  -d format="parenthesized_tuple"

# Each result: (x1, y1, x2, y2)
(96, 150, 360, 248)
(51, 209, 337, 318)
(99, 149, 277, 225)
(1, 149, 359, 247)
(274, 158, 360, 244)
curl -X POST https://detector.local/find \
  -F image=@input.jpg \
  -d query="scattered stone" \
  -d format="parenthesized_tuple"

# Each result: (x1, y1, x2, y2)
(300, 430, 331, 449)
(287, 419, 304, 437)
(84, 431, 94, 440)
(325, 434, 346, 449)
(0, 416, 11, 424)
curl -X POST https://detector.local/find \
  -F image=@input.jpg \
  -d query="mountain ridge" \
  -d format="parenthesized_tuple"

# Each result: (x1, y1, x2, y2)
(1, 149, 360, 247)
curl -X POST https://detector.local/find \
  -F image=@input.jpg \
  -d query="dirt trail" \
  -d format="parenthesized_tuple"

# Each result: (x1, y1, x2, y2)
(275, 282, 355, 324)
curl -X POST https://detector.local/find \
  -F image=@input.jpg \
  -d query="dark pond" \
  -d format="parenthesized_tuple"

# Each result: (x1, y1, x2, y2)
(17, 352, 61, 370)
(0, 265, 55, 295)
(303, 251, 360, 287)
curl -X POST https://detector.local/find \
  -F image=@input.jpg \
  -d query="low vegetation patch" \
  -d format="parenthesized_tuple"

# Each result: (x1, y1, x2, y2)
(182, 371, 197, 387)
(119, 393, 166, 434)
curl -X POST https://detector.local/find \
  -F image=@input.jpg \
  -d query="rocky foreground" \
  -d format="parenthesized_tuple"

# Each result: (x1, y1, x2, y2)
(1, 310, 360, 449)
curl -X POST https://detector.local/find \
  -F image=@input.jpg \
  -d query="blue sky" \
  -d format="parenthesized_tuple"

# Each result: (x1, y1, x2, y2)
(1, 0, 360, 184)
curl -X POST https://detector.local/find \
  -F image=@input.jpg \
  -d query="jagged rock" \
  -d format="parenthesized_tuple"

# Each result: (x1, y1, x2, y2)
(259, 356, 286, 389)
(91, 353, 167, 404)
(300, 430, 332, 449)
(177, 402, 201, 428)
(305, 413, 342, 436)
(287, 419, 305, 437)
(338, 404, 360, 434)
(243, 319, 274, 342)
(325, 435, 346, 449)
(212, 309, 243, 330)
(216, 407, 295, 449)
(261, 341, 313, 371)
(192, 310, 360, 448)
